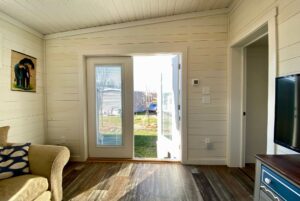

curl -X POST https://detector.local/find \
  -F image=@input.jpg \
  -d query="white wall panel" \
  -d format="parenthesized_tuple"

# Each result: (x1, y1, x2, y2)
(0, 18, 45, 144)
(45, 14, 228, 163)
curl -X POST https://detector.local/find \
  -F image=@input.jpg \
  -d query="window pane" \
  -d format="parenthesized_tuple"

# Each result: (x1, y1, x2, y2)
(95, 66, 122, 146)
(161, 69, 173, 140)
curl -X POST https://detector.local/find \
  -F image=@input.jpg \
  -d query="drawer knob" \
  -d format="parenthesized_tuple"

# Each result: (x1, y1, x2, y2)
(264, 178, 271, 184)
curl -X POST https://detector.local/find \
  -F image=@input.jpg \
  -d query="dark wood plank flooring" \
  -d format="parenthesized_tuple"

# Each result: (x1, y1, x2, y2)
(240, 163, 256, 181)
(62, 162, 254, 201)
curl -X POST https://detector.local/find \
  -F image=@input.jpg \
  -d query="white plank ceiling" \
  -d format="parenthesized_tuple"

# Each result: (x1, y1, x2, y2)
(0, 0, 234, 35)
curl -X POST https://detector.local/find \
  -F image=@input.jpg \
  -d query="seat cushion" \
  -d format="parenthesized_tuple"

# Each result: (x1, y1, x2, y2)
(0, 174, 48, 201)
(34, 191, 51, 201)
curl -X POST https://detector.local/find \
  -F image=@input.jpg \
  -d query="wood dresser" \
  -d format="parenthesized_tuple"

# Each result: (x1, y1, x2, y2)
(254, 154, 300, 201)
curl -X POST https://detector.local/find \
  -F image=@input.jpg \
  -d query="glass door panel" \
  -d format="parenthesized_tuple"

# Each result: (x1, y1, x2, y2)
(95, 66, 122, 146)
(161, 74, 173, 140)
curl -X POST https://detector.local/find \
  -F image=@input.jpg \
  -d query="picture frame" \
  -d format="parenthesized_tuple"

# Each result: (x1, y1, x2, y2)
(11, 50, 36, 92)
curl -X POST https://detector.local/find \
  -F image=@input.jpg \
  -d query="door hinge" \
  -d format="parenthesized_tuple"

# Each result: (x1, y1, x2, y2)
(178, 105, 181, 110)
(178, 64, 181, 70)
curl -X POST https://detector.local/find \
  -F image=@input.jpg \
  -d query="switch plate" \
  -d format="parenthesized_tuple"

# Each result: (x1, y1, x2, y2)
(202, 95, 211, 104)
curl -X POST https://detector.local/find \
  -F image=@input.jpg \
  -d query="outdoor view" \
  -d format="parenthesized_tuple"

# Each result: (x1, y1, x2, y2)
(134, 56, 174, 158)
(95, 66, 123, 146)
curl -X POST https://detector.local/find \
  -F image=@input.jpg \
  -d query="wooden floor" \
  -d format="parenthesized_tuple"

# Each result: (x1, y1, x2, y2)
(192, 164, 255, 201)
(62, 162, 255, 201)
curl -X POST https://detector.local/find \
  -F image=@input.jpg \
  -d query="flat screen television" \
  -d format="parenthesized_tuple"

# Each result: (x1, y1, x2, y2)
(274, 74, 300, 153)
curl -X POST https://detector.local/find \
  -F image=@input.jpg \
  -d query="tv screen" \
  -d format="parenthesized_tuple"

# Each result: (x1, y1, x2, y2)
(274, 75, 300, 153)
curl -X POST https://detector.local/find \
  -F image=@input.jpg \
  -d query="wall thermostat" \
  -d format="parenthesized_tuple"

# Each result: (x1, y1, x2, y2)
(192, 79, 199, 86)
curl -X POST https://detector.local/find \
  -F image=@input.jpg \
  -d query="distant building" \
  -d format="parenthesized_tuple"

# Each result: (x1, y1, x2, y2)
(99, 89, 157, 114)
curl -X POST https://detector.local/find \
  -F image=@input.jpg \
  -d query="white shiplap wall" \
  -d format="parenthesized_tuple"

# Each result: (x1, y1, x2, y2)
(229, 0, 300, 154)
(0, 16, 45, 143)
(45, 14, 228, 163)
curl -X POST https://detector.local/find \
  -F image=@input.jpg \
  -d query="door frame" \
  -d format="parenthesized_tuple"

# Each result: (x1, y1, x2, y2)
(227, 8, 277, 167)
(77, 47, 188, 163)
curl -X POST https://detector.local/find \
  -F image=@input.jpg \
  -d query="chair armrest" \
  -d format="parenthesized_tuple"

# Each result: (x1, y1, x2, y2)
(28, 145, 70, 201)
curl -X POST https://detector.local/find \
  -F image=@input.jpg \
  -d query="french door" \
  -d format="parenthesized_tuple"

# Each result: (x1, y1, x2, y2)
(87, 57, 133, 158)
(157, 55, 181, 160)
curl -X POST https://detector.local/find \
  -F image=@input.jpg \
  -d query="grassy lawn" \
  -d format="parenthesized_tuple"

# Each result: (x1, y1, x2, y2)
(134, 135, 157, 158)
(99, 114, 157, 136)
(99, 114, 158, 158)
(134, 114, 157, 136)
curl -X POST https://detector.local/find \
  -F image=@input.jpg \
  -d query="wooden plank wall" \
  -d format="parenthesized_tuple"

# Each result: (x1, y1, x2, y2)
(229, 0, 300, 154)
(45, 14, 228, 163)
(0, 17, 45, 143)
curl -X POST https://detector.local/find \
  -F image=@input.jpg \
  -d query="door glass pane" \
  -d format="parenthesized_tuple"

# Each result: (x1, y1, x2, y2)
(161, 67, 173, 140)
(95, 66, 122, 146)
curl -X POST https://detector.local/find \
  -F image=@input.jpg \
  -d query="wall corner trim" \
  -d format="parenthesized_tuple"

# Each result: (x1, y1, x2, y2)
(44, 8, 229, 40)
(229, 7, 277, 47)
(0, 11, 44, 39)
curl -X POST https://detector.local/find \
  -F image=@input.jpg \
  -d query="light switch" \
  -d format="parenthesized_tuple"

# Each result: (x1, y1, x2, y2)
(202, 95, 211, 104)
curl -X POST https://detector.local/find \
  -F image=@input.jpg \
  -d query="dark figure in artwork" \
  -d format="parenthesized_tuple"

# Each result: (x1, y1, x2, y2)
(14, 58, 34, 90)
(14, 62, 23, 88)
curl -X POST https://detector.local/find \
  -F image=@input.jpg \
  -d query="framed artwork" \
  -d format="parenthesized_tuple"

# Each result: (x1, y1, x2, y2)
(11, 50, 36, 92)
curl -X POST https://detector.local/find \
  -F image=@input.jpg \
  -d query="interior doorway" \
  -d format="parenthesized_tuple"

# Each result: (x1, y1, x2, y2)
(244, 36, 269, 166)
(133, 55, 181, 160)
(228, 16, 277, 167)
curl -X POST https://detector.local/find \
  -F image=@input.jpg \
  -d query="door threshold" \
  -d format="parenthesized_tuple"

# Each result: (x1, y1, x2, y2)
(87, 157, 180, 163)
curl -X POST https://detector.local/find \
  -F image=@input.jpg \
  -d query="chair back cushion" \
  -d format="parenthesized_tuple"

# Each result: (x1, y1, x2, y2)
(0, 143, 31, 180)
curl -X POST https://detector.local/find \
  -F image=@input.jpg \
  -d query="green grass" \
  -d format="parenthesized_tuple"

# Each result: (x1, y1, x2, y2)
(134, 114, 157, 136)
(99, 114, 158, 158)
(134, 135, 157, 158)
(12, 83, 34, 91)
(99, 114, 157, 136)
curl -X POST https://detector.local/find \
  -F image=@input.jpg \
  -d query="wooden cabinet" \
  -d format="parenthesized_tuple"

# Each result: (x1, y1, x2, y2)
(254, 155, 300, 201)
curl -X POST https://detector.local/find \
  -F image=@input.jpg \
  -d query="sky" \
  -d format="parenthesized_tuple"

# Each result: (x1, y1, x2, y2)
(133, 55, 175, 92)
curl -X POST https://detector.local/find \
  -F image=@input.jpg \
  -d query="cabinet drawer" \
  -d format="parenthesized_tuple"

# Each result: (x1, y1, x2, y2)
(259, 190, 276, 201)
(261, 165, 300, 201)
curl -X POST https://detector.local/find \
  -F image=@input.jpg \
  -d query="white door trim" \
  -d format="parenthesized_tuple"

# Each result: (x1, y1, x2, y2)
(227, 8, 278, 167)
(76, 46, 188, 163)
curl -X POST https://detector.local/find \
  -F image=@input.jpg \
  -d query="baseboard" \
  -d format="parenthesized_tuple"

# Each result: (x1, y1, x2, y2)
(87, 157, 180, 163)
(70, 155, 85, 162)
(70, 155, 226, 165)
(183, 158, 226, 165)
